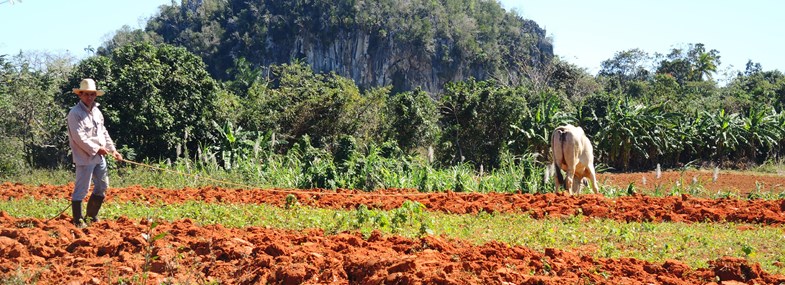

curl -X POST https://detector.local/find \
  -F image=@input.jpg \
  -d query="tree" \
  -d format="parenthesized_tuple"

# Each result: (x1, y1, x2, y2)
(96, 25, 162, 57)
(384, 88, 440, 153)
(726, 61, 785, 108)
(741, 106, 783, 162)
(594, 99, 680, 170)
(695, 51, 718, 81)
(693, 108, 747, 162)
(1, 52, 73, 170)
(597, 48, 652, 94)
(549, 59, 600, 101)
(438, 79, 528, 167)
(511, 90, 574, 159)
(61, 42, 220, 160)
(655, 43, 720, 84)
(240, 61, 387, 149)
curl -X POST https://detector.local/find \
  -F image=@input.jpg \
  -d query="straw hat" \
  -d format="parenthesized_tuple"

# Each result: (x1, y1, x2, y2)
(72, 78, 105, 96)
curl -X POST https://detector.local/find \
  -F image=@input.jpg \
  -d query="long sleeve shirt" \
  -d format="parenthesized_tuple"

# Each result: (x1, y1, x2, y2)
(66, 101, 117, 165)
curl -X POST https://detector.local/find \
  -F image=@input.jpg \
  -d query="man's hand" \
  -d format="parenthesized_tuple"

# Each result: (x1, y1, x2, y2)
(97, 148, 108, 156)
(112, 151, 123, 161)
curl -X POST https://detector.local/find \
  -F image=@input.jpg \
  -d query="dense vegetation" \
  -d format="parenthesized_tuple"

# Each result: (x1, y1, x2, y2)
(2, 1, 785, 192)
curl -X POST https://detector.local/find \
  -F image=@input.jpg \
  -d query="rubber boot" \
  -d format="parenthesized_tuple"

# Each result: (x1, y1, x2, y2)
(71, 200, 86, 228)
(85, 195, 105, 223)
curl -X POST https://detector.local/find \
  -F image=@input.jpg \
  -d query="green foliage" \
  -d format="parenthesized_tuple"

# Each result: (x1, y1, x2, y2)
(384, 88, 440, 153)
(595, 99, 681, 170)
(210, 120, 255, 169)
(597, 48, 652, 95)
(0, 266, 46, 285)
(141, 217, 168, 278)
(655, 43, 721, 84)
(240, 61, 387, 149)
(284, 194, 298, 209)
(693, 109, 747, 162)
(740, 106, 783, 160)
(438, 79, 529, 167)
(61, 42, 220, 161)
(8, 16, 785, 181)
(347, 201, 431, 236)
(1, 53, 71, 170)
(510, 91, 574, 158)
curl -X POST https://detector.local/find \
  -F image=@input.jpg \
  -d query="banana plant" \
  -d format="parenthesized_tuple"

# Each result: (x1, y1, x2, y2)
(695, 109, 747, 161)
(511, 92, 574, 160)
(742, 106, 783, 161)
(595, 99, 680, 170)
(211, 120, 255, 170)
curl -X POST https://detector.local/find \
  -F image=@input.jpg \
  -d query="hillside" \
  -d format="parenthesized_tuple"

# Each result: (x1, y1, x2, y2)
(127, 0, 553, 93)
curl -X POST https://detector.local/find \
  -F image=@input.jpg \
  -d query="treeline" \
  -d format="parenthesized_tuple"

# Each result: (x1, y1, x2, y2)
(2, 40, 785, 180)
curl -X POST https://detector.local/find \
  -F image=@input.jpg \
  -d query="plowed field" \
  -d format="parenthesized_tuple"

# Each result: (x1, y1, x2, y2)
(1, 170, 784, 284)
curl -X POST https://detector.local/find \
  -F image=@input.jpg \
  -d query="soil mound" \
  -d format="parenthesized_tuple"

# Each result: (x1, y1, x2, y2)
(2, 180, 784, 225)
(1, 214, 783, 284)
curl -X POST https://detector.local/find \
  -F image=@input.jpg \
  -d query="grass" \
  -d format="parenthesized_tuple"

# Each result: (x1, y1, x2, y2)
(0, 266, 47, 285)
(2, 197, 784, 275)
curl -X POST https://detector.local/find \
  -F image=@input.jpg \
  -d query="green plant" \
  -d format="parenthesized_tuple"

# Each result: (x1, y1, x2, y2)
(0, 266, 47, 285)
(141, 218, 168, 275)
(741, 243, 756, 258)
(284, 194, 298, 209)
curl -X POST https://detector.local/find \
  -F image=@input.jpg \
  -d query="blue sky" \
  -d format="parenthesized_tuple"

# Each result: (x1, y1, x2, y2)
(0, 0, 167, 56)
(2, 0, 783, 79)
(499, 0, 785, 78)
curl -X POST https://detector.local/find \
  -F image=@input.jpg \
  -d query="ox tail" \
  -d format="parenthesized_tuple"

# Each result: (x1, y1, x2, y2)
(554, 160, 564, 187)
(554, 129, 566, 188)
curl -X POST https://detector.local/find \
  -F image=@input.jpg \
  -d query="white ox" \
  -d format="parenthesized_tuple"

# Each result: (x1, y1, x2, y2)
(551, 124, 599, 195)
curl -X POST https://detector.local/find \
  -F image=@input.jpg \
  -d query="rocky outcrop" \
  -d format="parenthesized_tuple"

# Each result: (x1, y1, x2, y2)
(268, 25, 551, 94)
(151, 0, 554, 94)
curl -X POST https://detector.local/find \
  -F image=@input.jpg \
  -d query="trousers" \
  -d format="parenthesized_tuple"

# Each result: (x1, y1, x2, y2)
(71, 156, 108, 201)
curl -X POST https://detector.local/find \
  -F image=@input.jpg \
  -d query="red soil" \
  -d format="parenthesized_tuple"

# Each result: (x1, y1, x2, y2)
(1, 213, 783, 285)
(597, 170, 785, 196)
(2, 172, 785, 225)
(1, 170, 784, 284)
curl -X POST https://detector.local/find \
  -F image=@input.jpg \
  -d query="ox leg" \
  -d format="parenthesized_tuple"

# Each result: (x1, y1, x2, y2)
(565, 167, 576, 195)
(572, 174, 583, 194)
(585, 165, 599, 194)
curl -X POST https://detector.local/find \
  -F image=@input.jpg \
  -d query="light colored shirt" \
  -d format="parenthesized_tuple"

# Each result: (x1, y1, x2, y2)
(66, 101, 116, 165)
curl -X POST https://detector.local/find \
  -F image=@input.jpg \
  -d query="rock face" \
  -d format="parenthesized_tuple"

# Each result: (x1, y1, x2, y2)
(293, 30, 446, 93)
(270, 26, 552, 94)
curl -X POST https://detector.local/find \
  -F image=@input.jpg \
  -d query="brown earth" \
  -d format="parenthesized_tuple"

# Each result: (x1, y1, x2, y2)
(597, 170, 785, 196)
(1, 170, 785, 284)
(2, 171, 785, 225)
(1, 213, 783, 285)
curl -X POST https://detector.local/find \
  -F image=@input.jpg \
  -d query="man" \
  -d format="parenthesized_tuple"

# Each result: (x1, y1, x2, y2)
(66, 78, 122, 227)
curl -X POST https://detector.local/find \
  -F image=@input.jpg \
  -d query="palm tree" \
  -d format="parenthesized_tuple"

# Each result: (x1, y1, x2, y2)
(694, 52, 719, 81)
